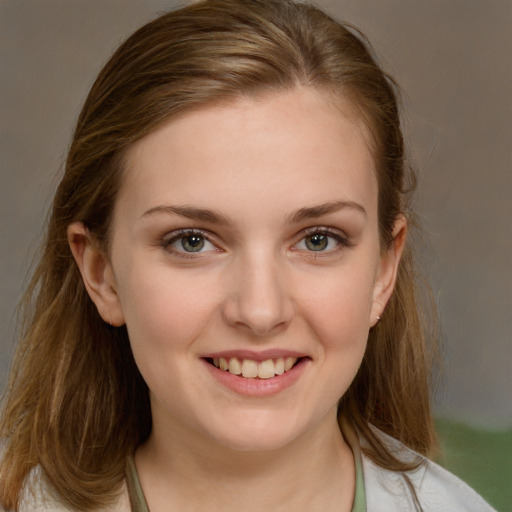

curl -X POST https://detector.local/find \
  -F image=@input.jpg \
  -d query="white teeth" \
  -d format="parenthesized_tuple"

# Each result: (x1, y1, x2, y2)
(257, 359, 275, 379)
(285, 357, 296, 371)
(241, 359, 258, 378)
(212, 356, 299, 379)
(228, 357, 242, 375)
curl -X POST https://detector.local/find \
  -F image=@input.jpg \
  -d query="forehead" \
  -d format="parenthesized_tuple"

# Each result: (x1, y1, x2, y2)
(117, 87, 377, 221)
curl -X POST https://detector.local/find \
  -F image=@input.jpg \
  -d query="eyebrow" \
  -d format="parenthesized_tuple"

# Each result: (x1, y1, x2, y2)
(290, 200, 367, 223)
(141, 200, 366, 225)
(141, 205, 230, 225)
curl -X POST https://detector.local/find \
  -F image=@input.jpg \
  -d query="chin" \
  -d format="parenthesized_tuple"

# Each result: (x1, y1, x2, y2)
(199, 409, 313, 453)
(215, 430, 298, 453)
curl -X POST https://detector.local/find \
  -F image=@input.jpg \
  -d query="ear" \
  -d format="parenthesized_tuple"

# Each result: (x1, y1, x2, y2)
(370, 215, 407, 327)
(67, 222, 125, 326)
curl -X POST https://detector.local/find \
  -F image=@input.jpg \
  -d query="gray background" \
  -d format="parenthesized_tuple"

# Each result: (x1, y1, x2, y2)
(1, 0, 511, 429)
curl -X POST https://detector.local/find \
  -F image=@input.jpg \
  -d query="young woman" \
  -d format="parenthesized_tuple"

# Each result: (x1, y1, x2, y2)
(0, 1, 496, 511)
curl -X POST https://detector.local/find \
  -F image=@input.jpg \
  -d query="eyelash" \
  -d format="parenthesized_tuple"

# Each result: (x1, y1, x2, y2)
(160, 227, 351, 258)
(161, 229, 218, 258)
(297, 227, 352, 254)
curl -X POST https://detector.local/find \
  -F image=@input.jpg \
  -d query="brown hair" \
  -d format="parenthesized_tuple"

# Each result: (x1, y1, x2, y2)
(0, 0, 438, 509)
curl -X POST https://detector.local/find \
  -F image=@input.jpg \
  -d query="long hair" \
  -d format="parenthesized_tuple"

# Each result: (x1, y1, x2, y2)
(0, 0, 438, 509)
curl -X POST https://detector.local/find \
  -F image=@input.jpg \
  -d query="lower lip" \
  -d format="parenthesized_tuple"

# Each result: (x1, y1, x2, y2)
(202, 358, 309, 397)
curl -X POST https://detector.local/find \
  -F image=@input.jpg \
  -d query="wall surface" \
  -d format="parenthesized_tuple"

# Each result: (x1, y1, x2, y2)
(1, 0, 511, 428)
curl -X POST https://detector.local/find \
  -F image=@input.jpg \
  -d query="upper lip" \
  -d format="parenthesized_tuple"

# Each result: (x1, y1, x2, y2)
(201, 349, 308, 362)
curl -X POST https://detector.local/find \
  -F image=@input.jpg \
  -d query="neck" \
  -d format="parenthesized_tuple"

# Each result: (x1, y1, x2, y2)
(135, 410, 356, 512)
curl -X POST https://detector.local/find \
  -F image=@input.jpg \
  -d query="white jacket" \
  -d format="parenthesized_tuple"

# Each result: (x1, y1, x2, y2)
(362, 446, 497, 511)
(3, 428, 497, 512)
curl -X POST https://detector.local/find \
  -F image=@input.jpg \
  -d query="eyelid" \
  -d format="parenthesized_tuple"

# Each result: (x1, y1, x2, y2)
(162, 228, 219, 256)
(159, 226, 352, 258)
(293, 226, 352, 252)
(301, 225, 348, 237)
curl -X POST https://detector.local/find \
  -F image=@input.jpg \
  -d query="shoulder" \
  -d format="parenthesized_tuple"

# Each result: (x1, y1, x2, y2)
(18, 472, 131, 512)
(361, 429, 497, 512)
(0, 455, 131, 512)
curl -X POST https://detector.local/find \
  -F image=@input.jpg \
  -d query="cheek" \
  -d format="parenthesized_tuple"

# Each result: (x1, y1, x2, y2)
(297, 265, 376, 347)
(117, 271, 219, 412)
(302, 271, 374, 395)
(117, 267, 218, 355)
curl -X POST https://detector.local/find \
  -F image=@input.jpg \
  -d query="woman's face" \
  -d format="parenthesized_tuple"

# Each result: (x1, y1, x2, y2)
(97, 87, 403, 452)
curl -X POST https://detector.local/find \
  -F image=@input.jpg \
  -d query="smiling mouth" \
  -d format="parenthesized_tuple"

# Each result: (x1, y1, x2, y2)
(205, 356, 303, 379)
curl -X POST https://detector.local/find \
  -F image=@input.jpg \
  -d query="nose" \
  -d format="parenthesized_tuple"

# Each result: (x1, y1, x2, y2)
(222, 253, 294, 337)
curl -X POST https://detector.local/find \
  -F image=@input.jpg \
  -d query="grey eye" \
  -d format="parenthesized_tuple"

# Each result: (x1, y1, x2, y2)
(305, 233, 329, 251)
(165, 231, 217, 254)
(181, 234, 206, 252)
(295, 230, 347, 253)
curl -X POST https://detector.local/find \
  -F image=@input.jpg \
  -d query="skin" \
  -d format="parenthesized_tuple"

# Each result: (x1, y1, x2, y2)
(69, 87, 406, 512)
